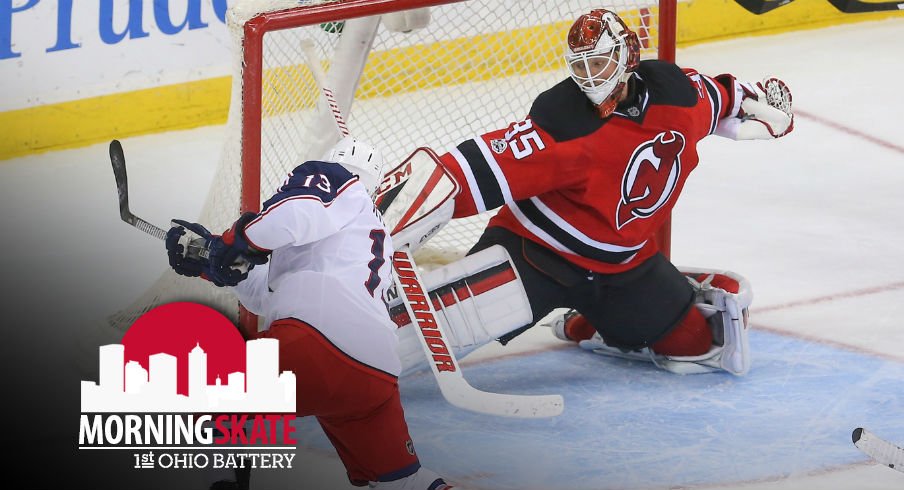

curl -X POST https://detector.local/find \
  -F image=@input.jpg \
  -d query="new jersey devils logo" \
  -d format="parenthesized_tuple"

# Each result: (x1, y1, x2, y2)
(616, 131, 686, 229)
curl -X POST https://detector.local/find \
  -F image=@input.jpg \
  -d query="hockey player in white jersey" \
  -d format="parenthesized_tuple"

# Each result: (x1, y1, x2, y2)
(165, 136, 455, 490)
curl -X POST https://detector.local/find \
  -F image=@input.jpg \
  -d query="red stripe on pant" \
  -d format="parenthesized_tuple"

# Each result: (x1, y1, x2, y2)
(256, 319, 419, 485)
(567, 306, 712, 356)
(652, 306, 711, 356)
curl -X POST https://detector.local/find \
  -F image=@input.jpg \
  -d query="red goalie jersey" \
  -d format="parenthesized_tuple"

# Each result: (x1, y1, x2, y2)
(439, 60, 740, 274)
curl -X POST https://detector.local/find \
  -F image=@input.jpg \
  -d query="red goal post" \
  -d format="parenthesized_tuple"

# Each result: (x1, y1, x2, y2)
(233, 0, 677, 333)
(239, 0, 677, 243)
(106, 0, 678, 338)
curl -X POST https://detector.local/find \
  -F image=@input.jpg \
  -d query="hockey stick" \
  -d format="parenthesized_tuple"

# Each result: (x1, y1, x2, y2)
(110, 140, 168, 241)
(392, 250, 563, 417)
(853, 427, 904, 472)
(826, 0, 904, 13)
(301, 40, 350, 139)
(734, 0, 902, 13)
(733, 0, 796, 15)
(109, 139, 209, 259)
(302, 41, 563, 417)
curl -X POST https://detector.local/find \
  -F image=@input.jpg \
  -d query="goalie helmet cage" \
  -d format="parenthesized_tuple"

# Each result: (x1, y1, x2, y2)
(106, 0, 677, 338)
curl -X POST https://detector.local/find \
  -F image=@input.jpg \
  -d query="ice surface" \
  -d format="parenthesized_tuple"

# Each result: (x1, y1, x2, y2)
(4, 18, 904, 490)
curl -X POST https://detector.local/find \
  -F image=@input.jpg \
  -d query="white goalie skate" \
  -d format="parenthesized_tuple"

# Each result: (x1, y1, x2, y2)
(553, 268, 753, 376)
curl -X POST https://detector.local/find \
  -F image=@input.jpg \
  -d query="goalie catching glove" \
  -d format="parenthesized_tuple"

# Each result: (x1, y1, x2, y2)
(165, 212, 269, 287)
(715, 76, 793, 140)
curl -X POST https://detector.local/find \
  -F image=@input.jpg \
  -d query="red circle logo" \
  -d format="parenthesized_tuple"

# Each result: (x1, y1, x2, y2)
(121, 302, 246, 396)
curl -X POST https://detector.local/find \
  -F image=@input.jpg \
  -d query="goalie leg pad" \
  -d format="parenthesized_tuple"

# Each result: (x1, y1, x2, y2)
(390, 245, 532, 376)
(674, 267, 753, 376)
(578, 268, 753, 376)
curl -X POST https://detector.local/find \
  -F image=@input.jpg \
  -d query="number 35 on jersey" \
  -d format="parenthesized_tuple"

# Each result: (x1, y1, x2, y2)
(492, 119, 546, 160)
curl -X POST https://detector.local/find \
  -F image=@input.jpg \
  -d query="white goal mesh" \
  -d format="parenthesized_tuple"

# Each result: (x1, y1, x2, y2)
(105, 0, 672, 337)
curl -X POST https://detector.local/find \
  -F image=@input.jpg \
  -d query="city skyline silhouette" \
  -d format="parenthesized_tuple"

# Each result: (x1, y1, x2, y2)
(81, 338, 296, 413)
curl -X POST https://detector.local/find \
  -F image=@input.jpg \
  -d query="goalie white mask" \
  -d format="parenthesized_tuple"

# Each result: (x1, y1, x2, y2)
(564, 9, 640, 118)
(322, 136, 384, 197)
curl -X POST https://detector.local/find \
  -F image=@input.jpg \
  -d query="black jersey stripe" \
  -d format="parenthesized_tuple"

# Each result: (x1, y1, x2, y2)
(457, 139, 505, 210)
(701, 76, 722, 135)
(514, 199, 640, 265)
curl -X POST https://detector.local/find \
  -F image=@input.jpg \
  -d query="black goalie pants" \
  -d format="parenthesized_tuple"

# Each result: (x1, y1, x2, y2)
(467, 226, 695, 350)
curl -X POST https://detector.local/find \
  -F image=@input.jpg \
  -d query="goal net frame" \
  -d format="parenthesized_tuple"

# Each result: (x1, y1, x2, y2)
(234, 0, 677, 334)
(102, 0, 677, 342)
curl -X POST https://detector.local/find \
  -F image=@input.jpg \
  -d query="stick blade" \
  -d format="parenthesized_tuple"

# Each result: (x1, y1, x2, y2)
(391, 247, 564, 418)
(853, 427, 904, 472)
(441, 377, 564, 418)
(733, 0, 793, 15)
(827, 0, 903, 13)
(109, 139, 134, 224)
(109, 139, 126, 178)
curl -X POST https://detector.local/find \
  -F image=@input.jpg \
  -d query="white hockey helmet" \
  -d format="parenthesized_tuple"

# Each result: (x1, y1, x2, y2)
(322, 136, 384, 197)
(564, 9, 640, 118)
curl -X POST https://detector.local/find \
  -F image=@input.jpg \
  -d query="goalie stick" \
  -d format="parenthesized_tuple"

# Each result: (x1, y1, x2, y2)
(826, 0, 904, 13)
(109, 139, 209, 259)
(853, 427, 904, 472)
(302, 41, 563, 417)
(733, 0, 796, 15)
(735, 0, 903, 14)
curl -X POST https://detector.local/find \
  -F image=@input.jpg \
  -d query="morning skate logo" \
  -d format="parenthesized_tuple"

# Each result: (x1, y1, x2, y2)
(79, 302, 297, 470)
(616, 130, 686, 229)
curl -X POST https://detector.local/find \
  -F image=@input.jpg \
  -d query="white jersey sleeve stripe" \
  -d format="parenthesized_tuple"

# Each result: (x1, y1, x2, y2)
(453, 138, 507, 211)
(529, 197, 646, 253)
(510, 198, 642, 265)
(473, 136, 514, 205)
(449, 146, 487, 214)
(701, 75, 722, 135)
(509, 201, 576, 255)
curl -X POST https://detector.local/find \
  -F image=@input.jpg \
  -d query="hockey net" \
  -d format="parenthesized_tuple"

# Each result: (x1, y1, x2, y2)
(104, 0, 676, 338)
